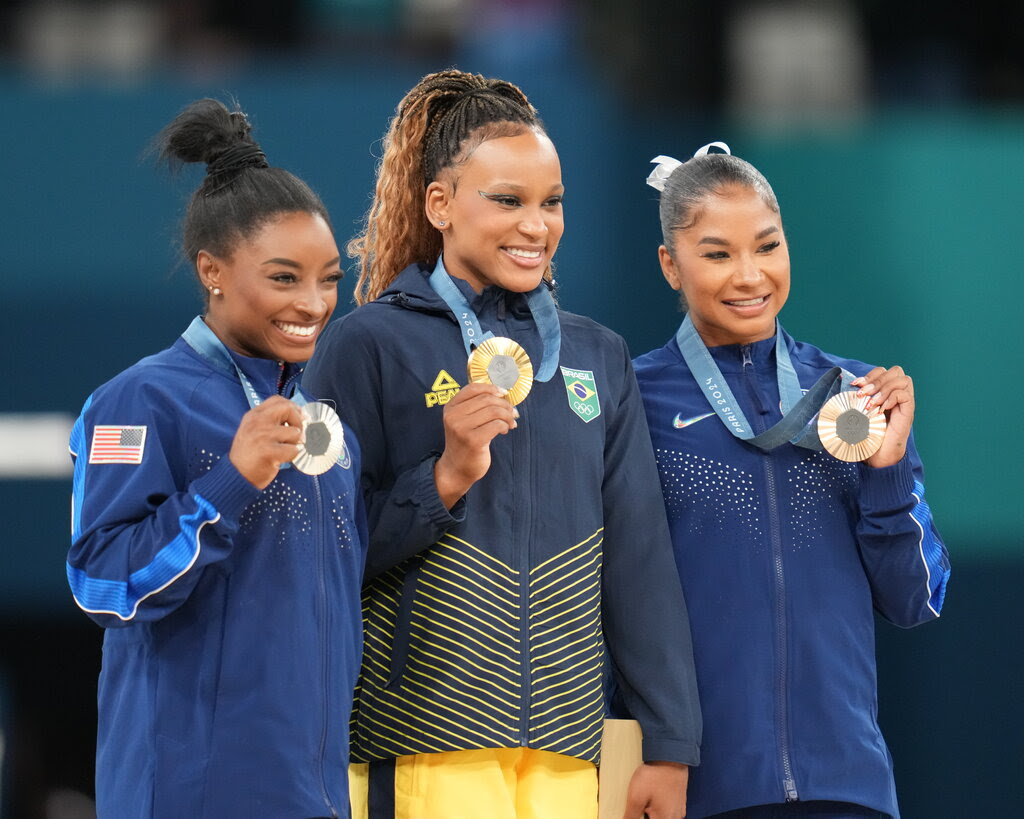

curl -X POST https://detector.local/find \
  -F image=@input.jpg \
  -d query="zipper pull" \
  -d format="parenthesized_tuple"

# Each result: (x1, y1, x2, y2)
(741, 344, 753, 368)
(784, 778, 799, 802)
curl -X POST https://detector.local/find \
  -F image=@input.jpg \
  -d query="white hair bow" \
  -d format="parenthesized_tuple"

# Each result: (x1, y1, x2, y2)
(646, 155, 682, 192)
(646, 142, 732, 192)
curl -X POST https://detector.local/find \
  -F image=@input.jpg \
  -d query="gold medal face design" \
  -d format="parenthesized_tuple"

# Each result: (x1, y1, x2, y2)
(816, 390, 886, 462)
(292, 401, 345, 475)
(466, 337, 534, 406)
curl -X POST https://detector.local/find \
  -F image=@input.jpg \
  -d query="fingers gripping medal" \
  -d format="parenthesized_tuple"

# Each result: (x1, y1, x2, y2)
(467, 337, 534, 406)
(292, 401, 345, 475)
(816, 391, 887, 462)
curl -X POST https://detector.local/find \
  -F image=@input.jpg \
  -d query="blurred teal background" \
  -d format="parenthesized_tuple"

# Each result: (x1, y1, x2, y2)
(1, 1, 1022, 816)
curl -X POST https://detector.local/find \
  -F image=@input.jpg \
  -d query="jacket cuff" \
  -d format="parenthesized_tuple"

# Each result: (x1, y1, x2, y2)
(416, 454, 467, 527)
(190, 456, 261, 525)
(857, 452, 915, 514)
(642, 736, 701, 767)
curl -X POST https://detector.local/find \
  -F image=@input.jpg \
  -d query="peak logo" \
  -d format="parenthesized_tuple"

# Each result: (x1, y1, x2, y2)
(425, 370, 461, 407)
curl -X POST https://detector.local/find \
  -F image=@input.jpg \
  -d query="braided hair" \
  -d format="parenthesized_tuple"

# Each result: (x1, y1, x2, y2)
(349, 70, 546, 305)
(156, 98, 330, 290)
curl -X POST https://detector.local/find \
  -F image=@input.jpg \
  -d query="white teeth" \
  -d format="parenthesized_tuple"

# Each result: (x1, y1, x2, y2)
(505, 248, 541, 259)
(726, 297, 766, 307)
(275, 322, 316, 337)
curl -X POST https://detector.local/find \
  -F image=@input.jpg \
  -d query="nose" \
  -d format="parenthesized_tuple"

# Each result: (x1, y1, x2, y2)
(734, 254, 765, 286)
(517, 207, 549, 239)
(294, 284, 328, 318)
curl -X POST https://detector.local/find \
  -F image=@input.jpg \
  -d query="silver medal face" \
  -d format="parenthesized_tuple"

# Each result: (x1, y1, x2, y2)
(292, 401, 345, 475)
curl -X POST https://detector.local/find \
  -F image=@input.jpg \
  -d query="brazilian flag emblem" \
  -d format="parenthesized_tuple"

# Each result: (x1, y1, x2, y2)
(560, 366, 601, 423)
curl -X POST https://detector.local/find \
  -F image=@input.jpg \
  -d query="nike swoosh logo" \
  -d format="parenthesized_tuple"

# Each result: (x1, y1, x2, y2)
(673, 411, 715, 429)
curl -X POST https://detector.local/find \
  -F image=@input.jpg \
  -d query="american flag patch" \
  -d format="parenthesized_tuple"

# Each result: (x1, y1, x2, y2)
(89, 425, 147, 464)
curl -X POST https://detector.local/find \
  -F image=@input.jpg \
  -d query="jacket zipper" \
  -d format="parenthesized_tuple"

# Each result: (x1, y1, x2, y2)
(313, 475, 338, 817)
(742, 344, 799, 802)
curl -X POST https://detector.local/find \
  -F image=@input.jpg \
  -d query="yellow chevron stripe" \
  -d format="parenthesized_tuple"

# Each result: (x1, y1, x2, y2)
(404, 665, 519, 722)
(396, 682, 518, 744)
(531, 607, 601, 643)
(530, 575, 602, 613)
(529, 529, 603, 576)
(438, 533, 521, 575)
(531, 672, 603, 712)
(532, 655, 599, 690)
(416, 577, 521, 637)
(529, 550, 601, 598)
(410, 609, 522, 669)
(533, 708, 605, 744)
(530, 588, 601, 629)
(530, 690, 604, 732)
(409, 622, 521, 677)
(363, 694, 500, 749)
(406, 631, 522, 685)
(409, 653, 521, 711)
(422, 563, 518, 608)
(534, 640, 601, 672)
(359, 710, 448, 753)
(413, 600, 521, 656)
(426, 549, 519, 598)
(532, 622, 602, 659)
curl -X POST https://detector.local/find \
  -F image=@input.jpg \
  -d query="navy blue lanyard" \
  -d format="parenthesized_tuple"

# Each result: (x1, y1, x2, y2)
(427, 258, 561, 382)
(674, 313, 850, 452)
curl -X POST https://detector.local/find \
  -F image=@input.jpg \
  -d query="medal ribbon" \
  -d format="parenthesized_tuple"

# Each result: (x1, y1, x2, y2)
(674, 313, 852, 452)
(182, 317, 314, 470)
(428, 258, 561, 382)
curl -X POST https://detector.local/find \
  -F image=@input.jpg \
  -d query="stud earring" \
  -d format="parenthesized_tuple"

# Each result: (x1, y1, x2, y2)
(210, 287, 222, 296)
(438, 221, 446, 228)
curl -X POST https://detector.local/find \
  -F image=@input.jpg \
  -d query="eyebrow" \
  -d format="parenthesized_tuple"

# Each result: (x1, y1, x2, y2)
(479, 183, 565, 195)
(262, 256, 342, 269)
(696, 225, 779, 246)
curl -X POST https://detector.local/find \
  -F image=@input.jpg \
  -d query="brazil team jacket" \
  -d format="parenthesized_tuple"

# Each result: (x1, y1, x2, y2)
(633, 329, 950, 819)
(303, 264, 702, 766)
(66, 324, 367, 819)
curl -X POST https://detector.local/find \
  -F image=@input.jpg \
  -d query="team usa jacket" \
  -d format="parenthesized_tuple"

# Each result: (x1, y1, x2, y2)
(303, 264, 702, 767)
(66, 323, 367, 819)
(633, 329, 950, 819)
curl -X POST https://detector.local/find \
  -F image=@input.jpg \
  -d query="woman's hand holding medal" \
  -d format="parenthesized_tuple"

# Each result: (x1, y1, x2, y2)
(434, 382, 519, 509)
(851, 365, 915, 469)
(229, 395, 306, 489)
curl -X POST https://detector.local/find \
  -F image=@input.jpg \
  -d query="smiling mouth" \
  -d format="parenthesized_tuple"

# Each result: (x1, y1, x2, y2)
(503, 247, 543, 260)
(723, 296, 768, 307)
(274, 321, 317, 338)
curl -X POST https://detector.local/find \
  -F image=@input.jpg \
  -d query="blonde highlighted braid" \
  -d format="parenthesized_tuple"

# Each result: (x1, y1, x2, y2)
(349, 69, 551, 305)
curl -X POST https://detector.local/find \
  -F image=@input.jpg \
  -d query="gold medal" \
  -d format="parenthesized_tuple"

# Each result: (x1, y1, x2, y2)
(816, 390, 887, 462)
(292, 401, 345, 475)
(466, 337, 534, 406)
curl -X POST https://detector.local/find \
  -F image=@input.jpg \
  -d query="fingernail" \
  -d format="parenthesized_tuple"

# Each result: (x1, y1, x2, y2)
(513, 408, 520, 419)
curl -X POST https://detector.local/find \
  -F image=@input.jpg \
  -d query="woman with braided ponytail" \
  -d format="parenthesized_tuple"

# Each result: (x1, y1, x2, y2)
(66, 98, 366, 817)
(304, 70, 701, 819)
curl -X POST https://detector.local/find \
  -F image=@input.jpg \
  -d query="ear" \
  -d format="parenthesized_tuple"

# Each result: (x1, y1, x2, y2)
(658, 245, 683, 291)
(196, 250, 223, 293)
(424, 180, 453, 230)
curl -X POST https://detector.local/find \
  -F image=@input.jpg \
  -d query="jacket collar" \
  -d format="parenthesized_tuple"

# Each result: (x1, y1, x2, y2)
(376, 263, 539, 321)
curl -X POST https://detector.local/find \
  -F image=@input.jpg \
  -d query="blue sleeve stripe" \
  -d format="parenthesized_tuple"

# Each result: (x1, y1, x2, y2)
(67, 493, 219, 621)
(910, 480, 949, 617)
(69, 397, 91, 542)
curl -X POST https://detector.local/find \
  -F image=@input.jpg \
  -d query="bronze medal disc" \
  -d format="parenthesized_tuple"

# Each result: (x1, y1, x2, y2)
(466, 337, 534, 406)
(292, 401, 345, 475)
(816, 390, 886, 462)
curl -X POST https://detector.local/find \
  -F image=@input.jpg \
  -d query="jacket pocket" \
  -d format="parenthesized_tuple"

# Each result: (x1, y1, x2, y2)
(386, 553, 424, 689)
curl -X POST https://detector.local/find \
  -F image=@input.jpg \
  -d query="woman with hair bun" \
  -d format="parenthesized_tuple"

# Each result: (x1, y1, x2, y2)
(633, 144, 950, 818)
(66, 98, 366, 818)
(304, 70, 701, 819)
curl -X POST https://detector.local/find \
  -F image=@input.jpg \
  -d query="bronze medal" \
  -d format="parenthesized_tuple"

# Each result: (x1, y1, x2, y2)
(816, 390, 887, 462)
(466, 337, 534, 406)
